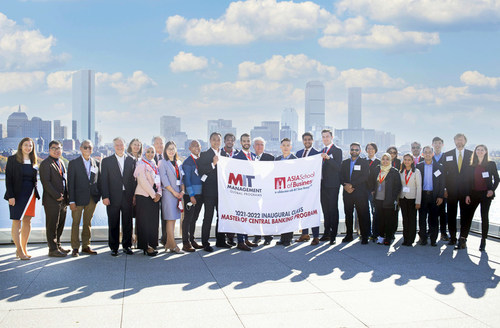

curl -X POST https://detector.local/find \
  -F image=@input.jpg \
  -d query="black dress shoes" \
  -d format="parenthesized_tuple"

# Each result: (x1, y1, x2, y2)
(216, 242, 232, 249)
(448, 238, 457, 246)
(420, 239, 428, 246)
(227, 237, 236, 246)
(454, 238, 467, 250)
(342, 235, 354, 243)
(123, 247, 134, 255)
(204, 245, 214, 252)
(111, 250, 119, 256)
(329, 239, 336, 245)
(319, 235, 330, 242)
(361, 238, 368, 245)
(430, 241, 437, 247)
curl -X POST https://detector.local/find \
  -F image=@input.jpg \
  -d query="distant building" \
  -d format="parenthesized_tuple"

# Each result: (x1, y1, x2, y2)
(250, 126, 272, 143)
(72, 120, 77, 140)
(280, 125, 297, 143)
(207, 119, 236, 141)
(160, 116, 181, 140)
(62, 139, 76, 151)
(261, 121, 280, 143)
(1, 106, 52, 151)
(0, 123, 3, 139)
(72, 69, 95, 143)
(305, 81, 325, 133)
(7, 106, 28, 138)
(54, 120, 68, 141)
(348, 87, 362, 129)
(172, 132, 188, 150)
(281, 108, 298, 141)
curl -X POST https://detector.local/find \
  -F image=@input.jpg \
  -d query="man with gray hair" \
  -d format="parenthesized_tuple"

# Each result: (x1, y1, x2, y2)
(101, 137, 137, 256)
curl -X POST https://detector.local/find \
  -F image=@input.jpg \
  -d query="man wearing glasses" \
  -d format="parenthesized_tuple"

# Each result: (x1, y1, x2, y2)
(39, 140, 69, 257)
(340, 142, 371, 244)
(67, 140, 101, 257)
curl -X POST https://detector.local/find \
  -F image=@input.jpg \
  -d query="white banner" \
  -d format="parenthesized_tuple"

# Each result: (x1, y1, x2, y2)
(217, 155, 323, 235)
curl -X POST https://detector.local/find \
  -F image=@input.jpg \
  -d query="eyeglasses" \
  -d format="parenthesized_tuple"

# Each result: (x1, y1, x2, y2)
(350, 149, 360, 152)
(145, 150, 155, 153)
(411, 146, 420, 149)
(82, 146, 92, 150)
(50, 147, 62, 150)
(388, 151, 397, 154)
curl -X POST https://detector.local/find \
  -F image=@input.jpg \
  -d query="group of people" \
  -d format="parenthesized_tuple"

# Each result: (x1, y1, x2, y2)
(4, 131, 498, 260)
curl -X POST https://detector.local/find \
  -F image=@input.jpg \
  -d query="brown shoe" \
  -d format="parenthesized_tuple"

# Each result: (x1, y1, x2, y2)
(295, 234, 310, 242)
(237, 242, 251, 251)
(58, 246, 71, 254)
(182, 243, 195, 252)
(310, 237, 320, 245)
(191, 241, 203, 249)
(245, 240, 257, 247)
(71, 249, 79, 257)
(48, 249, 67, 257)
(82, 247, 97, 255)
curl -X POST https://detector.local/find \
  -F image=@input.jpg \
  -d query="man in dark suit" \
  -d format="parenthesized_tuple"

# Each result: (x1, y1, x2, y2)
(417, 146, 445, 246)
(68, 140, 101, 257)
(319, 129, 342, 245)
(101, 137, 137, 256)
(251, 137, 274, 245)
(152, 136, 167, 246)
(340, 142, 371, 244)
(219, 133, 238, 245)
(432, 136, 449, 241)
(365, 142, 380, 240)
(232, 133, 258, 251)
(39, 140, 69, 257)
(295, 132, 321, 245)
(198, 132, 230, 252)
(443, 133, 472, 246)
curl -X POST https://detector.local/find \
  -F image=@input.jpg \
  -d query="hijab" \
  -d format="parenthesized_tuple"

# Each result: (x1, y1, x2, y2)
(379, 153, 392, 179)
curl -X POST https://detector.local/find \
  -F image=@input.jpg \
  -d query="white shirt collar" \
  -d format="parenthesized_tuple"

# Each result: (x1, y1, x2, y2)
(190, 153, 199, 159)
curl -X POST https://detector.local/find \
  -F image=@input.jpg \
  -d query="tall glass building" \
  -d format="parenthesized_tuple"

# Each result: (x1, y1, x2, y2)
(72, 70, 95, 144)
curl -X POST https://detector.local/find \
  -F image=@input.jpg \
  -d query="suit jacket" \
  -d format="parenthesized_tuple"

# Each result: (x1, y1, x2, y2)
(68, 156, 101, 206)
(340, 157, 369, 195)
(220, 148, 239, 158)
(100, 154, 136, 206)
(256, 152, 274, 161)
(233, 150, 256, 161)
(391, 158, 401, 171)
(433, 153, 446, 165)
(367, 158, 381, 177)
(39, 156, 68, 205)
(469, 161, 499, 199)
(417, 161, 445, 200)
(296, 147, 319, 158)
(443, 148, 473, 199)
(275, 154, 297, 161)
(198, 148, 219, 197)
(4, 155, 40, 201)
(319, 144, 342, 189)
(369, 166, 402, 208)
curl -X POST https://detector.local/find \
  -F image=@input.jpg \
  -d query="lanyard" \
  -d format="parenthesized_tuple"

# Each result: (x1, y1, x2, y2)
(323, 144, 333, 154)
(369, 160, 374, 167)
(173, 162, 180, 180)
(190, 155, 198, 170)
(142, 159, 158, 175)
(53, 159, 63, 176)
(245, 152, 252, 161)
(404, 170, 413, 185)
(378, 171, 387, 184)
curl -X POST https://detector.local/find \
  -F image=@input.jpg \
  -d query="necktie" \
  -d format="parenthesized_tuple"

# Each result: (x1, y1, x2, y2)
(256, 155, 260, 161)
(159, 154, 162, 160)
(303, 149, 308, 157)
(458, 151, 463, 173)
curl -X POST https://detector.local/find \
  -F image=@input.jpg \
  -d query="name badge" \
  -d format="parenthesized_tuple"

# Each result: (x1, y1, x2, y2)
(378, 184, 382, 192)
(402, 186, 410, 193)
(201, 174, 208, 182)
(154, 175, 161, 184)
(329, 154, 333, 159)
(446, 156, 453, 162)
(194, 168, 199, 176)
(176, 180, 181, 186)
(434, 170, 441, 177)
(354, 165, 361, 171)
(90, 166, 97, 174)
(482, 171, 490, 178)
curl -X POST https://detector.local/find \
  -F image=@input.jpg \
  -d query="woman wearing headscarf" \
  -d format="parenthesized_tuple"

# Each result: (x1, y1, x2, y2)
(133, 145, 162, 256)
(370, 153, 402, 245)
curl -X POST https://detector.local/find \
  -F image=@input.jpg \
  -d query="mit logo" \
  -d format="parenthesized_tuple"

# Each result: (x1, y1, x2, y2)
(228, 173, 255, 187)
(275, 177, 286, 189)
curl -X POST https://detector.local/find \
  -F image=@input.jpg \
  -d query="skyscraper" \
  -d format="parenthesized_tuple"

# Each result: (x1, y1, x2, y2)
(160, 116, 181, 140)
(281, 108, 298, 140)
(261, 121, 280, 142)
(207, 119, 236, 141)
(54, 120, 68, 140)
(348, 87, 362, 129)
(304, 81, 325, 133)
(72, 70, 95, 143)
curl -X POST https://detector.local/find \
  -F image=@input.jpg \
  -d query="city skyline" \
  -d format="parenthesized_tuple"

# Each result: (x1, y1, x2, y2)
(0, 1, 499, 148)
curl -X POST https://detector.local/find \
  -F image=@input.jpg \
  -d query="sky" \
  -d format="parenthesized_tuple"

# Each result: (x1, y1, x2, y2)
(0, 0, 499, 149)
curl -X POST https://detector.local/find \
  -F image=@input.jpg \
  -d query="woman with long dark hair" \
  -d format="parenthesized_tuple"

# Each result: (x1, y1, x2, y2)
(464, 145, 499, 251)
(4, 137, 40, 260)
(387, 146, 401, 170)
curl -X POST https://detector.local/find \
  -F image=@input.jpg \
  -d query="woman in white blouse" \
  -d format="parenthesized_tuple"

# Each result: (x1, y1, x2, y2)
(399, 153, 422, 246)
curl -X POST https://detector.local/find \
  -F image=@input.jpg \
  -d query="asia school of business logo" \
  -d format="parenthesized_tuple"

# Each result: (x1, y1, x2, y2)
(274, 172, 315, 191)
(227, 173, 262, 195)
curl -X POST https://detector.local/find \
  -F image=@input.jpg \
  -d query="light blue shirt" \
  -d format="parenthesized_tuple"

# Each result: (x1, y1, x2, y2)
(82, 155, 91, 179)
(423, 163, 433, 191)
(281, 154, 292, 160)
(349, 158, 357, 178)
(434, 153, 443, 163)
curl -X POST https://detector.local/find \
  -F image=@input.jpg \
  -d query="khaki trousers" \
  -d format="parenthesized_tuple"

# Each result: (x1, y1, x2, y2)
(71, 198, 97, 249)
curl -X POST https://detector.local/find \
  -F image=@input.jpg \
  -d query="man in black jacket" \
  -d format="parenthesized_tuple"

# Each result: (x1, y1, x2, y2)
(68, 140, 101, 257)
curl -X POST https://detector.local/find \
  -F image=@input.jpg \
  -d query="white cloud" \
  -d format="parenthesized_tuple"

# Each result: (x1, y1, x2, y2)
(0, 12, 67, 70)
(460, 71, 500, 88)
(364, 86, 470, 105)
(46, 70, 75, 90)
(336, 0, 500, 27)
(0, 71, 45, 93)
(337, 68, 406, 88)
(201, 79, 295, 101)
(165, 0, 331, 45)
(109, 70, 157, 94)
(170, 51, 208, 73)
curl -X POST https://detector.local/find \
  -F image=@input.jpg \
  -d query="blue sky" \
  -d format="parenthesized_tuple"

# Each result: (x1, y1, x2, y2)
(1, 0, 499, 148)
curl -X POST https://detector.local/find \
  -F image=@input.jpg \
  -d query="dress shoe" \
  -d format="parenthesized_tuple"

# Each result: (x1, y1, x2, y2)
(275, 240, 284, 245)
(237, 243, 251, 251)
(329, 239, 336, 245)
(182, 243, 195, 252)
(245, 240, 257, 247)
(479, 238, 486, 251)
(48, 249, 67, 257)
(82, 247, 97, 255)
(204, 245, 214, 252)
(361, 238, 368, 245)
(310, 237, 320, 246)
(295, 234, 310, 242)
(216, 242, 232, 249)
(144, 249, 158, 256)
(430, 241, 437, 247)
(440, 233, 450, 241)
(448, 238, 457, 246)
(227, 237, 236, 246)
(420, 239, 428, 246)
(282, 241, 291, 247)
(191, 241, 203, 249)
(252, 238, 261, 244)
(111, 250, 119, 256)
(263, 240, 271, 246)
(123, 247, 134, 255)
(319, 235, 330, 242)
(342, 235, 354, 243)
(58, 246, 71, 254)
(71, 249, 79, 257)
(454, 238, 467, 250)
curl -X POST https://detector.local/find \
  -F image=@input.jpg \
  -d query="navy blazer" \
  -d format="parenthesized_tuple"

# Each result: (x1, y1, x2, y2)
(198, 148, 219, 196)
(67, 156, 101, 206)
(296, 147, 319, 158)
(367, 158, 381, 177)
(275, 154, 297, 161)
(319, 144, 342, 189)
(340, 157, 370, 194)
(417, 161, 445, 200)
(4, 155, 40, 201)
(233, 150, 256, 161)
(256, 153, 274, 161)
(443, 148, 473, 199)
(100, 154, 136, 205)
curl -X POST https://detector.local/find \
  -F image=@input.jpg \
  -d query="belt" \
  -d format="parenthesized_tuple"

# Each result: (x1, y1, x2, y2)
(423, 190, 433, 195)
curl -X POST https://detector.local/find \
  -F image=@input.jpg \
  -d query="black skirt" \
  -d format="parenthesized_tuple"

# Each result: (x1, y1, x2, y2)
(135, 195, 160, 250)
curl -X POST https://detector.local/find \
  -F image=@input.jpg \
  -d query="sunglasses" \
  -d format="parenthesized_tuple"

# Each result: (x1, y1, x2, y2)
(82, 146, 92, 150)
(350, 149, 360, 152)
